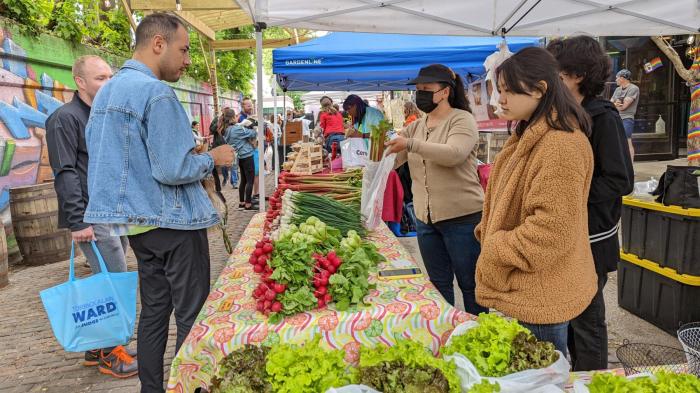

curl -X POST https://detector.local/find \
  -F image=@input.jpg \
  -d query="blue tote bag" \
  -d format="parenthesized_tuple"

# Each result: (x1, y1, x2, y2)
(40, 241, 137, 352)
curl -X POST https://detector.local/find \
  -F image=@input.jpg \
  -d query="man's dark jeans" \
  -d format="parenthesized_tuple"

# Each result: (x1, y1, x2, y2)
(129, 228, 210, 393)
(416, 215, 488, 315)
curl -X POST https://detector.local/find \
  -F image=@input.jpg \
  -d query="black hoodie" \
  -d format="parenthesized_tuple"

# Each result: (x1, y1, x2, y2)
(583, 97, 634, 246)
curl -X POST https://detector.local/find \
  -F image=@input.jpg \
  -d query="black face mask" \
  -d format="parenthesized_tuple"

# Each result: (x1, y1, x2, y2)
(416, 90, 439, 113)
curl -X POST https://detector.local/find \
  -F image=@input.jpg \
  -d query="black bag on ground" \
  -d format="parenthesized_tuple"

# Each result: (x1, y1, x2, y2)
(652, 165, 700, 208)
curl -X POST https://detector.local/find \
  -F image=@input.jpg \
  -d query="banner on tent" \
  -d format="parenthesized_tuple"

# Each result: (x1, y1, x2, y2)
(468, 79, 508, 132)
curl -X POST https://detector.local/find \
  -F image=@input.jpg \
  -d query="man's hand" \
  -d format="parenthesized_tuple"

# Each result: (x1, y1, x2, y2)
(385, 135, 409, 154)
(72, 226, 96, 242)
(210, 145, 234, 166)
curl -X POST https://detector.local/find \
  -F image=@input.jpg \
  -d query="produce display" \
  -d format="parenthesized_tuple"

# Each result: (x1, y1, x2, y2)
(278, 170, 362, 205)
(368, 119, 392, 161)
(209, 345, 270, 393)
(358, 339, 461, 393)
(442, 313, 559, 377)
(586, 371, 700, 392)
(208, 339, 354, 393)
(277, 190, 365, 238)
(249, 215, 384, 323)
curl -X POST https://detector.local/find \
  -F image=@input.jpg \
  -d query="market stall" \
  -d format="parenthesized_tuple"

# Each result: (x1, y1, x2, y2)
(166, 213, 471, 392)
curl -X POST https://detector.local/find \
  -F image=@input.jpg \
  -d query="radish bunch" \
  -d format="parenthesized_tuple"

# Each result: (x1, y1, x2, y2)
(312, 251, 342, 308)
(252, 281, 286, 314)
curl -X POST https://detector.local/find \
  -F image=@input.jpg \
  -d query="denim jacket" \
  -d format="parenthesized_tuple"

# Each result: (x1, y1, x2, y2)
(84, 60, 218, 230)
(224, 124, 257, 159)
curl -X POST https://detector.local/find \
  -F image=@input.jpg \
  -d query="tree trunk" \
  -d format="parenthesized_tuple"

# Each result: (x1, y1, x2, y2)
(651, 36, 700, 165)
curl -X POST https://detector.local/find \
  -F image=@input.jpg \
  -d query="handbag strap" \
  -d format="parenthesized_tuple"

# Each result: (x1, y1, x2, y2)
(68, 240, 110, 282)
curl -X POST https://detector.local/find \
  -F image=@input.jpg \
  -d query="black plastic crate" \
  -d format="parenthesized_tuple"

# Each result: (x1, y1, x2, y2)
(621, 197, 700, 276)
(618, 253, 700, 336)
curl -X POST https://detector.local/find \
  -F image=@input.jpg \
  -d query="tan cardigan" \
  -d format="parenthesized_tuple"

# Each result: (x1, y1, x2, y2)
(395, 109, 483, 223)
(475, 118, 597, 324)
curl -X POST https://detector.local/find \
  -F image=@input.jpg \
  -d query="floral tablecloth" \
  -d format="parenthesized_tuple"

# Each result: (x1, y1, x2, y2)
(166, 213, 473, 392)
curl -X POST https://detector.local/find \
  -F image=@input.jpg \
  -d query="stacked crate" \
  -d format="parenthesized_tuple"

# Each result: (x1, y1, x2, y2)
(618, 196, 700, 335)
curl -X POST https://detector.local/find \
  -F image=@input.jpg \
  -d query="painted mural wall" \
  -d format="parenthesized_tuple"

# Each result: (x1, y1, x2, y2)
(0, 19, 241, 261)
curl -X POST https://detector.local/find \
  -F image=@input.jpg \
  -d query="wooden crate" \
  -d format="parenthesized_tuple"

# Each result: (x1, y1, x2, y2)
(290, 143, 323, 175)
(283, 121, 303, 145)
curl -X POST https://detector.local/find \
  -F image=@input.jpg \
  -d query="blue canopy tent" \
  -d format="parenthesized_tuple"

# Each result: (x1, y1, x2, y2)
(273, 32, 541, 91)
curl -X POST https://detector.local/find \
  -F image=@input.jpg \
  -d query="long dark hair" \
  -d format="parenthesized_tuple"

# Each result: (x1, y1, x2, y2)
(495, 47, 591, 137)
(216, 108, 236, 136)
(342, 94, 366, 125)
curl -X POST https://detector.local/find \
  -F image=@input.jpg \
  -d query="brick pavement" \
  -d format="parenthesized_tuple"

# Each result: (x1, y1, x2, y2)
(0, 186, 257, 393)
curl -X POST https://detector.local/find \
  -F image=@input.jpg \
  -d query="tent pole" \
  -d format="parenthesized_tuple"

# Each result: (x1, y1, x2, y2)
(273, 83, 279, 188)
(255, 23, 266, 213)
(283, 93, 287, 161)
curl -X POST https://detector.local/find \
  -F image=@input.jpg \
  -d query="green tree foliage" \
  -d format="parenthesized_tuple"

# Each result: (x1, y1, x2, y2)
(0, 0, 52, 36)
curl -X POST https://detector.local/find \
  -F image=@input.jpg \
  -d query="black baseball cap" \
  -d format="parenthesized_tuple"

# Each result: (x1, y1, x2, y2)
(408, 64, 457, 86)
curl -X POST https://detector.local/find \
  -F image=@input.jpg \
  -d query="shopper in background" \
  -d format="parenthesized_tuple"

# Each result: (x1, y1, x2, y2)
(385, 64, 486, 315)
(475, 47, 597, 355)
(226, 116, 258, 211)
(403, 101, 421, 127)
(212, 110, 232, 187)
(343, 94, 385, 138)
(611, 69, 639, 161)
(318, 96, 345, 153)
(548, 36, 634, 371)
(46, 55, 137, 379)
(191, 120, 205, 147)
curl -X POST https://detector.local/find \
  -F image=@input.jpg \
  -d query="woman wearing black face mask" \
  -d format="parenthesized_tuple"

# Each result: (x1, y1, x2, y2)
(386, 64, 486, 315)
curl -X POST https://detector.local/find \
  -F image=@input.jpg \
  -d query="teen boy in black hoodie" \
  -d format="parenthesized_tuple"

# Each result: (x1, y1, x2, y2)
(547, 36, 634, 371)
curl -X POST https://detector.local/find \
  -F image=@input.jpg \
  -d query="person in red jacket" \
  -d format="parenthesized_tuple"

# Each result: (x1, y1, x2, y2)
(318, 96, 345, 153)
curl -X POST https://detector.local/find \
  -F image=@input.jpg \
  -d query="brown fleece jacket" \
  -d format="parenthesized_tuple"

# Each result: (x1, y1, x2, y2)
(475, 118, 597, 324)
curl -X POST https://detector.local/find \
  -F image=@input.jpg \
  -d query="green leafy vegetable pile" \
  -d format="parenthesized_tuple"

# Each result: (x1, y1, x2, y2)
(266, 339, 357, 393)
(359, 339, 461, 393)
(442, 313, 559, 377)
(587, 371, 700, 392)
(468, 380, 501, 393)
(329, 230, 384, 311)
(209, 345, 271, 393)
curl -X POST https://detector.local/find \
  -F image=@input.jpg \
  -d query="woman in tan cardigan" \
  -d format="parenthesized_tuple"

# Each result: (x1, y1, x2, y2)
(386, 64, 486, 315)
(475, 47, 597, 355)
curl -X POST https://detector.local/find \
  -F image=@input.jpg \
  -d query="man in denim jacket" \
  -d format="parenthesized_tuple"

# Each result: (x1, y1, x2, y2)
(84, 14, 234, 393)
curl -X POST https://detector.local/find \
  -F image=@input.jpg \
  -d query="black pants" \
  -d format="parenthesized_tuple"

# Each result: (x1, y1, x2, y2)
(128, 228, 210, 393)
(568, 235, 618, 371)
(238, 156, 255, 204)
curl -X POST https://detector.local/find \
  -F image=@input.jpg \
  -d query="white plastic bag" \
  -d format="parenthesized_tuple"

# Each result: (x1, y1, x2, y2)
(341, 138, 369, 168)
(325, 385, 381, 393)
(361, 152, 396, 230)
(264, 144, 274, 173)
(632, 177, 658, 199)
(444, 321, 570, 393)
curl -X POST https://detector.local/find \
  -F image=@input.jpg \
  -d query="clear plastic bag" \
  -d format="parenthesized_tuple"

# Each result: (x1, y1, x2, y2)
(361, 152, 396, 230)
(325, 385, 381, 393)
(444, 321, 570, 393)
(632, 177, 658, 199)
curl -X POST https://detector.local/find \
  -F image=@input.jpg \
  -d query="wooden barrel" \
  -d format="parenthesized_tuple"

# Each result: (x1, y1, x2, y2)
(4, 225, 22, 266)
(10, 182, 71, 266)
(0, 225, 7, 288)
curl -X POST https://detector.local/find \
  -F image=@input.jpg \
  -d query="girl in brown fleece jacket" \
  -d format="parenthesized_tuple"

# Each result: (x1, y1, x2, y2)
(475, 47, 597, 356)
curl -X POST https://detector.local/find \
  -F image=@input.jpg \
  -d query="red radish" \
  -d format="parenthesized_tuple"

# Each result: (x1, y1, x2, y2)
(256, 241, 265, 248)
(271, 302, 283, 312)
(273, 283, 286, 293)
(320, 277, 329, 286)
(254, 248, 264, 257)
(314, 290, 322, 298)
(263, 244, 273, 253)
(317, 286, 327, 295)
(263, 300, 272, 310)
(257, 255, 268, 264)
(256, 300, 265, 312)
(253, 264, 264, 273)
(313, 278, 322, 288)
(318, 299, 326, 308)
(327, 265, 337, 274)
(265, 290, 276, 301)
(249, 255, 258, 265)
(323, 293, 332, 303)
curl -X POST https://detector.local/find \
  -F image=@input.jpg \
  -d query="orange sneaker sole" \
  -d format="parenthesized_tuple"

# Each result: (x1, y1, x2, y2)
(98, 367, 138, 379)
(83, 360, 99, 367)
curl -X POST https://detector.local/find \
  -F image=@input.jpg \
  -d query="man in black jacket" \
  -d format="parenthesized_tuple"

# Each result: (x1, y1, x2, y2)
(45, 55, 138, 378)
(548, 37, 634, 371)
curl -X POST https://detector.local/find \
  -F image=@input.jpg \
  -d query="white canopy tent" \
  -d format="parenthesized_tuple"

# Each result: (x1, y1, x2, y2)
(238, 0, 699, 211)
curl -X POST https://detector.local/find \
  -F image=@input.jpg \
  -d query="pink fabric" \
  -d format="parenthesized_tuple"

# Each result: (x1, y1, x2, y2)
(478, 163, 492, 191)
(382, 170, 404, 223)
